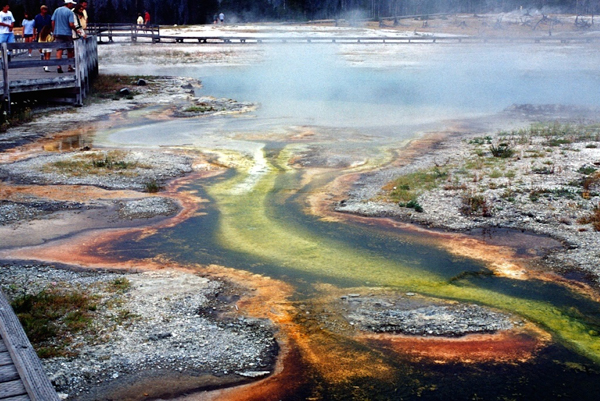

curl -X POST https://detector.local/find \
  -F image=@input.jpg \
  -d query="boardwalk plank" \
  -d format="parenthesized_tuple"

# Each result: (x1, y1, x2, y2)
(0, 353, 12, 368)
(0, 379, 27, 399)
(0, 364, 19, 383)
(0, 395, 30, 401)
(0, 292, 59, 401)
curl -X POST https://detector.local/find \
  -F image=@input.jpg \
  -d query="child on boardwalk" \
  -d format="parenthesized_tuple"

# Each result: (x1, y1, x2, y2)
(38, 24, 53, 72)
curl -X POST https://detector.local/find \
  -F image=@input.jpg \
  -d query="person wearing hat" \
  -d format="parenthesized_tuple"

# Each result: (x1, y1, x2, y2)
(52, 0, 77, 73)
(34, 5, 52, 42)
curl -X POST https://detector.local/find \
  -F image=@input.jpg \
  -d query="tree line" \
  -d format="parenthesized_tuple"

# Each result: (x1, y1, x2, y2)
(6, 0, 600, 25)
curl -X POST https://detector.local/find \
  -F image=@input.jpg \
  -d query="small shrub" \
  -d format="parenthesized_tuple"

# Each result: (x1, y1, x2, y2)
(577, 205, 600, 231)
(144, 179, 162, 193)
(109, 277, 131, 292)
(489, 169, 503, 178)
(184, 105, 216, 113)
(399, 199, 424, 213)
(469, 136, 492, 145)
(545, 138, 571, 147)
(581, 173, 600, 191)
(529, 191, 540, 202)
(532, 166, 554, 175)
(578, 165, 597, 175)
(490, 143, 514, 158)
(585, 144, 598, 149)
(461, 192, 492, 217)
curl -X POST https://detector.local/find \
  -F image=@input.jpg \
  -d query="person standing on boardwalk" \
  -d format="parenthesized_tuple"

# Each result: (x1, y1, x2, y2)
(34, 5, 52, 41)
(219, 12, 224, 24)
(72, 3, 86, 39)
(38, 24, 53, 72)
(0, 3, 16, 59)
(78, 0, 88, 31)
(22, 11, 35, 56)
(144, 10, 151, 27)
(52, 0, 77, 73)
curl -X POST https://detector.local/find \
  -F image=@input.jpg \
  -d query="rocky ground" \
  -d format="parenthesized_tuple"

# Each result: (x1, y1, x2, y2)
(337, 105, 600, 286)
(0, 150, 193, 191)
(340, 293, 518, 337)
(0, 263, 277, 401)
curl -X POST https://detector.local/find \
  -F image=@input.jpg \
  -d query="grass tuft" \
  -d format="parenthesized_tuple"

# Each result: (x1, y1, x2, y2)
(577, 205, 600, 231)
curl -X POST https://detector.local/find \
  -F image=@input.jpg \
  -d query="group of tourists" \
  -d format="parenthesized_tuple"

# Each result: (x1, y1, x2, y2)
(0, 0, 88, 73)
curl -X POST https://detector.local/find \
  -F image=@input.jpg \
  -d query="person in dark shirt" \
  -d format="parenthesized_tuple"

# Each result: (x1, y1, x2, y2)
(34, 4, 51, 41)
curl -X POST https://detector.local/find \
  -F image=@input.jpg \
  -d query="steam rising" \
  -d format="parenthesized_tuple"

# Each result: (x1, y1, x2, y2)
(199, 43, 600, 130)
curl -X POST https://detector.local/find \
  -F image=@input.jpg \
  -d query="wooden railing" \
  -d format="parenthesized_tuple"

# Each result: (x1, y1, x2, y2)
(0, 36, 98, 112)
(87, 23, 160, 43)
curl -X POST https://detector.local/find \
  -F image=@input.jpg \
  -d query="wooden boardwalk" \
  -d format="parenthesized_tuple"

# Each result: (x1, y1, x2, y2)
(1, 36, 98, 112)
(0, 291, 59, 400)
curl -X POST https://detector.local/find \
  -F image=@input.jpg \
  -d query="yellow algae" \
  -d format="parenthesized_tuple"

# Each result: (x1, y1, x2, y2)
(205, 148, 600, 365)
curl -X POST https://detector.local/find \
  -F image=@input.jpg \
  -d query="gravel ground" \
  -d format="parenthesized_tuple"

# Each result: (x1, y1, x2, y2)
(341, 293, 518, 336)
(336, 106, 600, 285)
(0, 199, 85, 225)
(0, 150, 193, 191)
(116, 197, 180, 220)
(0, 263, 278, 400)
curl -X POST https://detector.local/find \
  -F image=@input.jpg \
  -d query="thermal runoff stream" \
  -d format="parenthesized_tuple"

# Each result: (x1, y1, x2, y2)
(91, 43, 600, 398)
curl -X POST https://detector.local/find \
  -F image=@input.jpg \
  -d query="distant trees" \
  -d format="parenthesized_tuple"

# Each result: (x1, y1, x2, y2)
(6, 0, 600, 25)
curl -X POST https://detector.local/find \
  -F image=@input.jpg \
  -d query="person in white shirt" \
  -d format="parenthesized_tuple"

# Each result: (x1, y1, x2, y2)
(0, 3, 15, 49)
(22, 11, 35, 56)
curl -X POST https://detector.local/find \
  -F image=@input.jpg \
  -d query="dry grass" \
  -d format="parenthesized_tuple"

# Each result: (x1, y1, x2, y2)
(383, 167, 447, 202)
(43, 150, 149, 177)
(578, 205, 600, 231)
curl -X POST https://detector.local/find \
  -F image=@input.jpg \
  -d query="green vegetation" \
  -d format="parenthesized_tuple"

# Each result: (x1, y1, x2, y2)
(184, 104, 216, 113)
(144, 179, 162, 193)
(43, 150, 147, 176)
(490, 142, 515, 158)
(399, 199, 424, 212)
(109, 277, 131, 292)
(11, 288, 98, 358)
(468, 136, 492, 145)
(0, 106, 34, 133)
(460, 192, 492, 216)
(385, 167, 447, 203)
(578, 165, 597, 175)
(8, 276, 136, 359)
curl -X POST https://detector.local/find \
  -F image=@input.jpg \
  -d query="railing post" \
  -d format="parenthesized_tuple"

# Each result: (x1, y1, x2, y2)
(1, 43, 10, 114)
(74, 40, 83, 106)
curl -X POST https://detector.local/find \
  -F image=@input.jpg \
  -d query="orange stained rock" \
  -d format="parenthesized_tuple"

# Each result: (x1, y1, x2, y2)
(361, 326, 550, 364)
(0, 171, 219, 265)
(203, 265, 396, 387)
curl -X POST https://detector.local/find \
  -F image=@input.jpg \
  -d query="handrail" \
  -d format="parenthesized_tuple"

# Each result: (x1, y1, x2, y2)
(87, 23, 160, 43)
(0, 36, 98, 112)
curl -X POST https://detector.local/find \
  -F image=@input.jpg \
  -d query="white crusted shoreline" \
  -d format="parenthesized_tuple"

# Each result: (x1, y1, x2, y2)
(337, 107, 600, 285)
